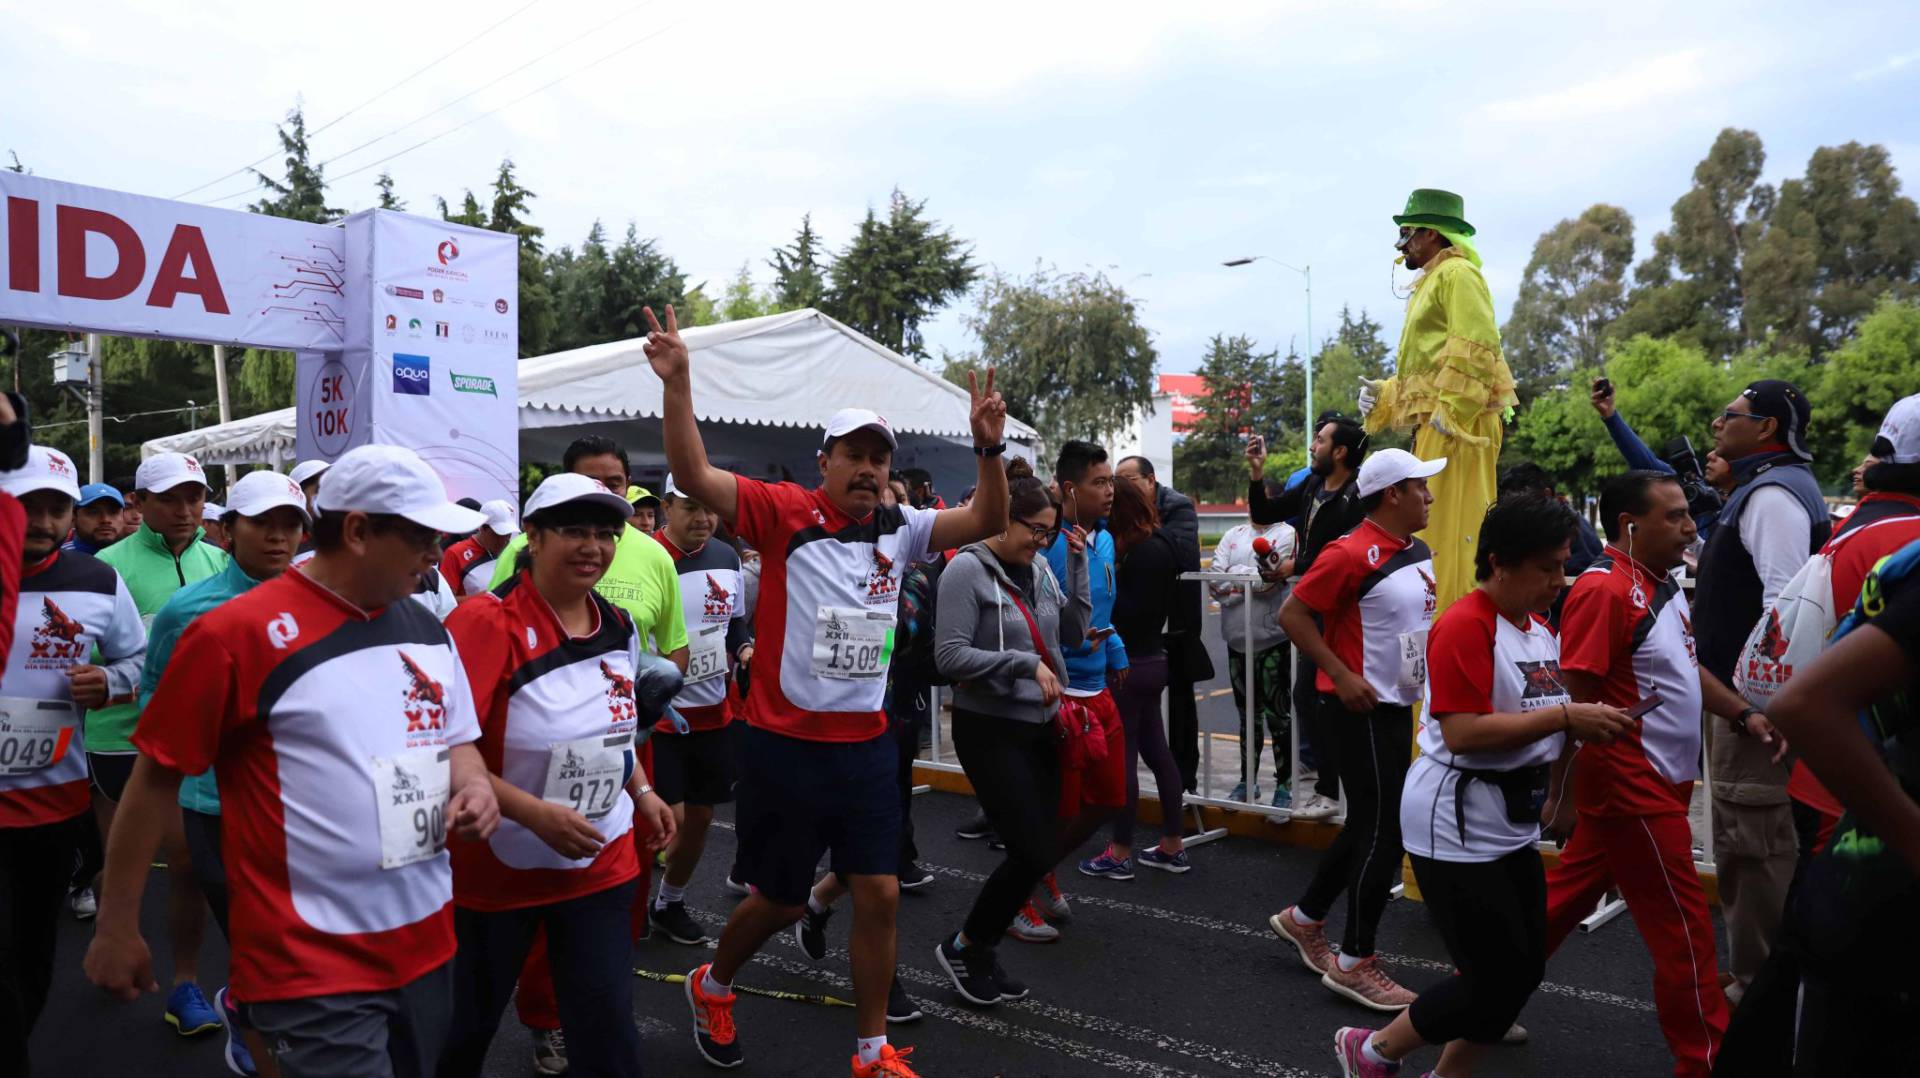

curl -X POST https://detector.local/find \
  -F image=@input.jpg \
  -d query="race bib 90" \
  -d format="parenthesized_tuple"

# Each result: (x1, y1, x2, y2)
(371, 748, 451, 870)
(812, 606, 895, 681)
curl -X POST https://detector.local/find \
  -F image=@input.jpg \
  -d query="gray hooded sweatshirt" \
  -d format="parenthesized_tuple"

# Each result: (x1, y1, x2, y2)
(934, 540, 1091, 723)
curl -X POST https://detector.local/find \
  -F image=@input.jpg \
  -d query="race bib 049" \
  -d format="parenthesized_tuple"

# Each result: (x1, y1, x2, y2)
(0, 698, 77, 775)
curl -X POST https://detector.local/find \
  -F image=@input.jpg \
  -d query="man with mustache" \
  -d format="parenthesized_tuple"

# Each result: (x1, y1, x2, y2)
(0, 444, 146, 1076)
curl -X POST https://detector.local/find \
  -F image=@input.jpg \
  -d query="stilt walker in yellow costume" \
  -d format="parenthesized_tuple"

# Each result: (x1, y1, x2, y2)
(1360, 189, 1517, 615)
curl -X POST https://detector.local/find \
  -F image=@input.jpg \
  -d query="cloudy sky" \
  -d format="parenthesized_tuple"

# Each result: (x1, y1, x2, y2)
(6, 0, 1918, 386)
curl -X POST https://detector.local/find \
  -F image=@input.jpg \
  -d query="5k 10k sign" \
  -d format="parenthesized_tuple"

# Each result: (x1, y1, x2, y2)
(298, 210, 518, 504)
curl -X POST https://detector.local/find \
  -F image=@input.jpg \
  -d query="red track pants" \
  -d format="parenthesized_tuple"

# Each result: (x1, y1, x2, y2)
(516, 740, 658, 1031)
(1544, 812, 1729, 1078)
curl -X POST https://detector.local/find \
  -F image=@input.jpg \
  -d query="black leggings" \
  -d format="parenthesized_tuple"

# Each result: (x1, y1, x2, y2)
(182, 809, 229, 940)
(1407, 847, 1547, 1046)
(951, 708, 1061, 947)
(1, 815, 83, 1077)
(1297, 697, 1410, 957)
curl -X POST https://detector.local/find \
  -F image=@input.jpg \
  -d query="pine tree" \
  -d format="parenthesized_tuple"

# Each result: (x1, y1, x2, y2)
(486, 159, 554, 356)
(374, 171, 405, 210)
(250, 107, 343, 224)
(769, 214, 828, 310)
(823, 190, 975, 358)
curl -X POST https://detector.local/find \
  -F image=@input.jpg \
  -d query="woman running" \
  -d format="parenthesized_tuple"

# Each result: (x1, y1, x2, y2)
(1080, 475, 1198, 877)
(439, 473, 678, 1077)
(930, 477, 1090, 1005)
(1333, 492, 1632, 1078)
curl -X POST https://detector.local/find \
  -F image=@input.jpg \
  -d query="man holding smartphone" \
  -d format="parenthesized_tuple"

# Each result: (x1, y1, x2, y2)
(1540, 470, 1755, 1076)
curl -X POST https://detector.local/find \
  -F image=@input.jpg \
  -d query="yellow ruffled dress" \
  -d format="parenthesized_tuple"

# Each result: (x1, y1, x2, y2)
(1365, 246, 1517, 616)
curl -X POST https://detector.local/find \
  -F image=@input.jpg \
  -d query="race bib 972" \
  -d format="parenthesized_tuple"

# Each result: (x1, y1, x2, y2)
(543, 732, 633, 821)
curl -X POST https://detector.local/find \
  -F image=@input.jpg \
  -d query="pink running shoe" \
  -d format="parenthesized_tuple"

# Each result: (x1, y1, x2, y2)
(1322, 955, 1417, 1011)
(1333, 1026, 1400, 1076)
(1268, 906, 1334, 973)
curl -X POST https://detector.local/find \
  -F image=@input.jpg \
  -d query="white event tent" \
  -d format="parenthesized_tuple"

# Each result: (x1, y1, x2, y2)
(143, 309, 1038, 497)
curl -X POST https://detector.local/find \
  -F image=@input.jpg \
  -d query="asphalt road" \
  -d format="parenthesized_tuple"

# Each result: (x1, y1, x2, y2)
(38, 786, 1702, 1077)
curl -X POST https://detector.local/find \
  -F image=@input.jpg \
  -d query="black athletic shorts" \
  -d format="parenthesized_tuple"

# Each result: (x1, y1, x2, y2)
(650, 727, 735, 807)
(87, 752, 137, 802)
(734, 725, 900, 906)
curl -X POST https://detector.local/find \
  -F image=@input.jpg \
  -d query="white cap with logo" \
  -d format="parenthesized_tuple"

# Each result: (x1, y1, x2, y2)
(1874, 393, 1920, 465)
(1356, 448, 1448, 499)
(289, 459, 332, 488)
(0, 446, 83, 502)
(314, 445, 487, 534)
(480, 499, 520, 535)
(821, 408, 897, 450)
(227, 469, 313, 524)
(523, 473, 634, 520)
(136, 452, 211, 494)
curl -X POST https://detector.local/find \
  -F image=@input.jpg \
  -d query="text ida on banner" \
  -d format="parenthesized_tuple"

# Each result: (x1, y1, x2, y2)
(1, 171, 347, 350)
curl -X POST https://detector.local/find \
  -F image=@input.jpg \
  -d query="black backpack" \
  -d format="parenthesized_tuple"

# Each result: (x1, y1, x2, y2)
(892, 551, 952, 687)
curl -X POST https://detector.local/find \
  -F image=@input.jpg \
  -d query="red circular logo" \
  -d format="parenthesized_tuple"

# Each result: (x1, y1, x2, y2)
(494, 298, 509, 314)
(437, 239, 460, 265)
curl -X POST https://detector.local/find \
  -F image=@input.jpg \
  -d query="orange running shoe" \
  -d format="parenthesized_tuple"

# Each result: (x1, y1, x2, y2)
(685, 964, 743, 1068)
(851, 1044, 920, 1076)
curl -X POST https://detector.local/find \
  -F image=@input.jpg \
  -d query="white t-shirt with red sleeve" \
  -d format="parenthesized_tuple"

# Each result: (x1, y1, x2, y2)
(1403, 588, 1570, 862)
(1558, 546, 1704, 818)
(134, 568, 481, 1003)
(0, 551, 145, 828)
(1290, 518, 1437, 707)
(444, 576, 642, 911)
(731, 476, 936, 743)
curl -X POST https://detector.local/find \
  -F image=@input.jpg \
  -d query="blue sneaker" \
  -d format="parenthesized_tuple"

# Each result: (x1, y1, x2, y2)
(1076, 847, 1133, 881)
(1271, 784, 1293, 810)
(165, 982, 222, 1036)
(1136, 845, 1192, 874)
(214, 987, 258, 1075)
(1227, 781, 1261, 803)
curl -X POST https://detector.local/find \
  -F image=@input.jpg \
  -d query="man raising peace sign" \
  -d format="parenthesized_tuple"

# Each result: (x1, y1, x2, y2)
(642, 305, 1008, 1076)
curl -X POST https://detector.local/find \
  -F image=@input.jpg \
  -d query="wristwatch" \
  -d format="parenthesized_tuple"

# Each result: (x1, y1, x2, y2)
(1730, 706, 1760, 737)
(974, 442, 1007, 458)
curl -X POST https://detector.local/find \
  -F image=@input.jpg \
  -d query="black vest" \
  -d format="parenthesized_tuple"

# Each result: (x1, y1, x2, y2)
(1693, 458, 1831, 681)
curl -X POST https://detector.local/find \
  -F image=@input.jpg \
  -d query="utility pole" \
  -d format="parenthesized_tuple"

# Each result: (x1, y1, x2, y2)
(212, 344, 236, 488)
(86, 333, 104, 485)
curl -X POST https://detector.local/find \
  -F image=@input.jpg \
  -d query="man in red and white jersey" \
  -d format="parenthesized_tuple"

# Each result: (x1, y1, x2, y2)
(1274, 448, 1444, 1010)
(645, 473, 753, 947)
(1, 445, 144, 1073)
(1543, 470, 1757, 1076)
(440, 499, 519, 600)
(642, 304, 1009, 1076)
(84, 445, 500, 1078)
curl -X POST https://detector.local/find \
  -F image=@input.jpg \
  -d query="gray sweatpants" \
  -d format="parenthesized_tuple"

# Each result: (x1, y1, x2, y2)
(240, 961, 453, 1078)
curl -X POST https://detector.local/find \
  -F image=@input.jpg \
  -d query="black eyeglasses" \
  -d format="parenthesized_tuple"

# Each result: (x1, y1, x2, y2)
(1718, 409, 1769, 424)
(1011, 517, 1057, 542)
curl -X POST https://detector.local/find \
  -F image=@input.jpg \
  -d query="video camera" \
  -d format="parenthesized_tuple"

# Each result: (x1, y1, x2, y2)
(1660, 435, 1724, 522)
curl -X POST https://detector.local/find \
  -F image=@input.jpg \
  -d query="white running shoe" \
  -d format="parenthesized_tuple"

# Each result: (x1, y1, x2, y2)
(1008, 902, 1060, 943)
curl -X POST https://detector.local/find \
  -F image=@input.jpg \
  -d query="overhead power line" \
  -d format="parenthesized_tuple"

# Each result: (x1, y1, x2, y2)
(171, 0, 544, 199)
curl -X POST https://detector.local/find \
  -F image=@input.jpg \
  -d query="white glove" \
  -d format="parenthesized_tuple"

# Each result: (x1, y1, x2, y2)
(1428, 410, 1452, 437)
(1357, 378, 1383, 419)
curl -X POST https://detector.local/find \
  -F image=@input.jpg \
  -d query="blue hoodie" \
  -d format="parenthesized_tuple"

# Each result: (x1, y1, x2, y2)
(142, 558, 264, 815)
(1044, 526, 1128, 691)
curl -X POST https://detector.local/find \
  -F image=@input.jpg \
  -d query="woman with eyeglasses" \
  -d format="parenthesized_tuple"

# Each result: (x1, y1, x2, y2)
(1079, 475, 1202, 878)
(438, 473, 678, 1077)
(930, 476, 1090, 1007)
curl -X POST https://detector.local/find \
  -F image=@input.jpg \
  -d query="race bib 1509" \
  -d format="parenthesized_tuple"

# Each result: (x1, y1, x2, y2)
(812, 606, 895, 681)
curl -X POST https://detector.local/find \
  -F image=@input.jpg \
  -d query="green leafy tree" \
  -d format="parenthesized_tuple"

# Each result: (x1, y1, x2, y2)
(769, 215, 828, 310)
(250, 107, 342, 224)
(1501, 204, 1635, 400)
(436, 191, 486, 228)
(1813, 298, 1920, 483)
(943, 266, 1156, 452)
(717, 263, 779, 322)
(602, 223, 687, 341)
(1176, 334, 1289, 501)
(485, 159, 554, 357)
(824, 190, 975, 358)
(1613, 129, 1771, 355)
(546, 222, 611, 351)
(374, 171, 405, 210)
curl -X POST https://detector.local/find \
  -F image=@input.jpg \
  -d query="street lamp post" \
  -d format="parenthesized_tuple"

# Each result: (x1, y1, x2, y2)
(1223, 256, 1312, 434)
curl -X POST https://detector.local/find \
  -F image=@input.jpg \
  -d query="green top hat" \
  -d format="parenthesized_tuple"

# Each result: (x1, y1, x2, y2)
(1393, 188, 1475, 236)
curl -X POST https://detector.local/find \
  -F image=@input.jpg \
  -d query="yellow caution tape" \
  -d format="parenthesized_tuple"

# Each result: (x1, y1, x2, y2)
(632, 967, 854, 1008)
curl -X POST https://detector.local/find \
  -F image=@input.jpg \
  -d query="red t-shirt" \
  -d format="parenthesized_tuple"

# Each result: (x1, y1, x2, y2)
(438, 537, 498, 598)
(731, 477, 936, 742)
(1559, 546, 1703, 817)
(135, 568, 482, 1002)
(1290, 518, 1436, 706)
(444, 576, 642, 911)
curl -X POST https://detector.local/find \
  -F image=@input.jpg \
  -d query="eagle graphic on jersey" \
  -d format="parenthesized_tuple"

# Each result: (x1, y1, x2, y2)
(400, 651, 447, 733)
(30, 597, 88, 661)
(1516, 659, 1566, 702)
(867, 548, 899, 600)
(600, 660, 637, 723)
(704, 573, 732, 618)
(1417, 567, 1439, 617)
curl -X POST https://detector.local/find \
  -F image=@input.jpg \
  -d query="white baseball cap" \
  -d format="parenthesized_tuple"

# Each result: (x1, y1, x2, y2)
(1357, 448, 1448, 498)
(1873, 393, 1920, 465)
(136, 452, 211, 494)
(480, 498, 519, 535)
(202, 502, 226, 522)
(523, 473, 635, 521)
(821, 408, 897, 451)
(314, 445, 486, 534)
(0, 446, 82, 502)
(226, 470, 312, 524)
(288, 459, 331, 488)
